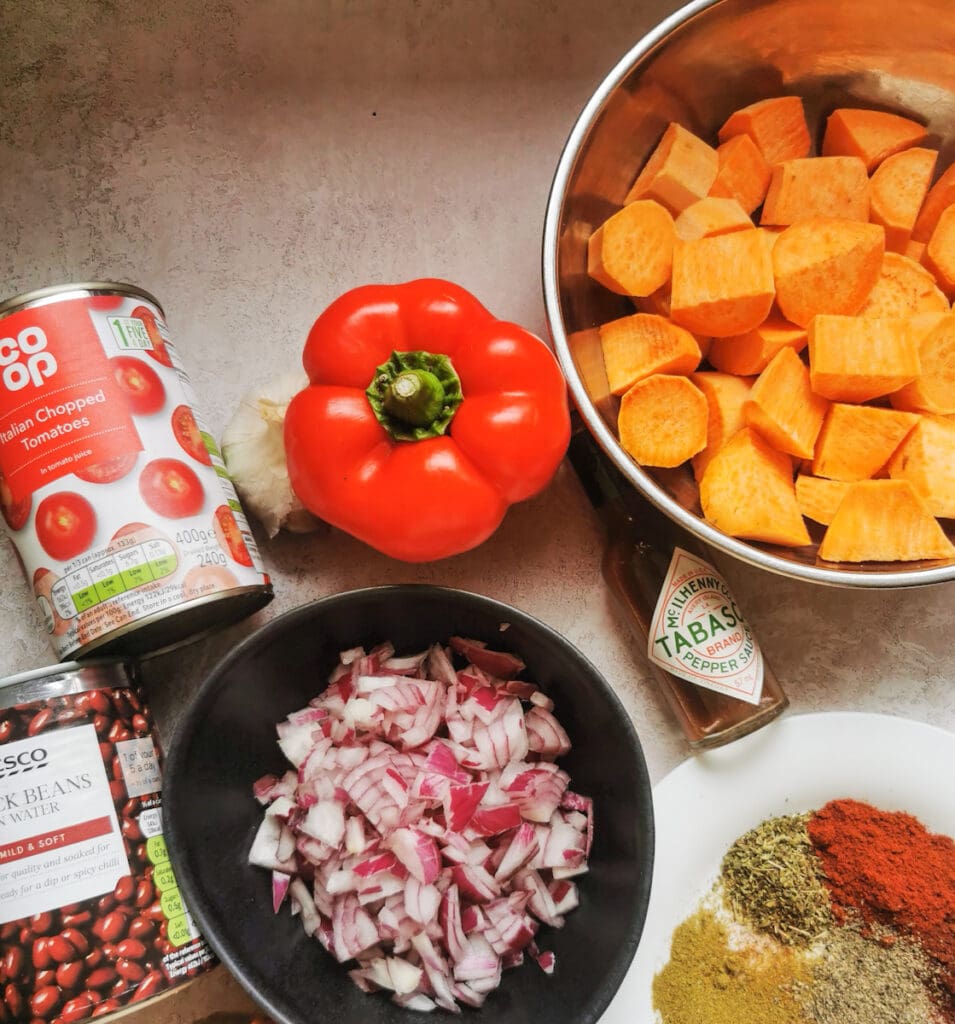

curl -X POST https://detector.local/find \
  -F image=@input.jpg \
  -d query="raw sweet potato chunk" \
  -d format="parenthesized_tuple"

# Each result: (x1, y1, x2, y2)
(912, 163, 955, 242)
(772, 219, 884, 327)
(905, 239, 927, 263)
(617, 374, 707, 468)
(708, 314, 807, 376)
(759, 226, 785, 253)
(761, 157, 870, 226)
(818, 480, 955, 562)
(869, 147, 938, 253)
(670, 229, 775, 337)
(809, 315, 920, 402)
(632, 283, 672, 318)
(743, 347, 828, 459)
(856, 252, 949, 318)
(890, 313, 955, 414)
(599, 313, 701, 396)
(674, 197, 753, 241)
(625, 123, 718, 214)
(887, 415, 955, 518)
(812, 404, 918, 480)
(709, 134, 772, 214)
(588, 200, 675, 297)
(795, 474, 851, 525)
(718, 96, 811, 166)
(922, 204, 955, 300)
(821, 109, 928, 172)
(699, 427, 811, 546)
(690, 371, 754, 481)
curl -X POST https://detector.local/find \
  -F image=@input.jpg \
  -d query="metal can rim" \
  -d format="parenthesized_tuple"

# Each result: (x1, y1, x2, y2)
(0, 657, 135, 692)
(0, 281, 165, 319)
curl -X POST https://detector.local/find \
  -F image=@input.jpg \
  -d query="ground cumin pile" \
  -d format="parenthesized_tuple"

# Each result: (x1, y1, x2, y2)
(652, 905, 811, 1024)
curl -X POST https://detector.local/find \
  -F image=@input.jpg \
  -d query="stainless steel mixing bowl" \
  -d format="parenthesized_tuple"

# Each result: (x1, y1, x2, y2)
(543, 0, 955, 587)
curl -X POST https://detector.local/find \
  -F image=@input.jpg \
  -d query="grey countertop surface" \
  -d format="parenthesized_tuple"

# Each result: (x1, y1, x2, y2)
(2, 7, 955, 1019)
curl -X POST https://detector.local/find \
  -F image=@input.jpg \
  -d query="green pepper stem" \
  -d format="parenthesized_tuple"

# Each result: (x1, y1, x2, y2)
(366, 351, 464, 442)
(382, 369, 447, 427)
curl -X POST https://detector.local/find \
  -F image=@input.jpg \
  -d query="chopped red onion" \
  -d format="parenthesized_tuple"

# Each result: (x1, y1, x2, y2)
(250, 637, 592, 1012)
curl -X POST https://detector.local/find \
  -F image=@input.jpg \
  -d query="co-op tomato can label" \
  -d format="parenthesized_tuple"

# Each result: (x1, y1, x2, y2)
(0, 660, 215, 1022)
(0, 282, 272, 660)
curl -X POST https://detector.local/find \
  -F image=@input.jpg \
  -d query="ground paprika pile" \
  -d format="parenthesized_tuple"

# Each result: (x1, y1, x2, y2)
(808, 799, 955, 1021)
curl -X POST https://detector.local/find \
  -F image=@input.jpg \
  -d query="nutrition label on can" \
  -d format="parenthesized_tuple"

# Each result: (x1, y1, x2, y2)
(52, 539, 178, 614)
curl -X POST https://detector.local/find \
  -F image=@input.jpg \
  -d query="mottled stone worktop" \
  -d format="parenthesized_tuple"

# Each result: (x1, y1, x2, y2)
(2, 1, 953, 1018)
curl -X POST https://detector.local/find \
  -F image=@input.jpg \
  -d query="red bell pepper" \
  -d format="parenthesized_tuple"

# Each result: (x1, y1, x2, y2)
(284, 279, 570, 562)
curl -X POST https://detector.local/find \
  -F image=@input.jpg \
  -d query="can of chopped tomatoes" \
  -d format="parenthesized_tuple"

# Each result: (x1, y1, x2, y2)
(0, 659, 216, 1022)
(0, 282, 272, 660)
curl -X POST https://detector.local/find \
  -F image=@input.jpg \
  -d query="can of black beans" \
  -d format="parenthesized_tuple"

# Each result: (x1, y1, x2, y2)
(0, 281, 272, 661)
(0, 660, 216, 1021)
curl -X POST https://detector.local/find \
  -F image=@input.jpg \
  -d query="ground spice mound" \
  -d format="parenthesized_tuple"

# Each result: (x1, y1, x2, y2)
(808, 798, 955, 1018)
(798, 927, 944, 1024)
(652, 905, 811, 1024)
(721, 812, 832, 945)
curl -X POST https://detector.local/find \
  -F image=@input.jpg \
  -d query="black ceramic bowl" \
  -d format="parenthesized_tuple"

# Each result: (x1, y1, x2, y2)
(163, 585, 654, 1024)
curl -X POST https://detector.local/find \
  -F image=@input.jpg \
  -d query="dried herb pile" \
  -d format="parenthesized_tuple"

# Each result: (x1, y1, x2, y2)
(653, 799, 955, 1024)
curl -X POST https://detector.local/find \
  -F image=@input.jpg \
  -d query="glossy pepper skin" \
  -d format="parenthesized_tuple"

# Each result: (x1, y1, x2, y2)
(284, 279, 571, 562)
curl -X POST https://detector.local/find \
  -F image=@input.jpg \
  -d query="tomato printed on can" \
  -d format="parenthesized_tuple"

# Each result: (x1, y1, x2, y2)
(0, 284, 271, 660)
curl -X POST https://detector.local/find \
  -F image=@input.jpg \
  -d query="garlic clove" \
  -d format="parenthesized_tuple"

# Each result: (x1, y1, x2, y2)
(221, 373, 321, 538)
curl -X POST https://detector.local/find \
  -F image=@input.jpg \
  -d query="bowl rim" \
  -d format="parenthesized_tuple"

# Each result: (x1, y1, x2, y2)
(162, 583, 655, 1024)
(541, 0, 955, 589)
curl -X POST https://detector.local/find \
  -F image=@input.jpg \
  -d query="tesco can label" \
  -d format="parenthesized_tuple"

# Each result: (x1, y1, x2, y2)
(0, 663, 217, 1019)
(0, 286, 270, 659)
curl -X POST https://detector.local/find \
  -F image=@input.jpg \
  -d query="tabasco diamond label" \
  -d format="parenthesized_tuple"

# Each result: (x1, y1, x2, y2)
(647, 547, 764, 705)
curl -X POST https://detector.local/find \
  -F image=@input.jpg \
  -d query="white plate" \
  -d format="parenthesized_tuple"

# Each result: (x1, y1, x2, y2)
(600, 711, 955, 1024)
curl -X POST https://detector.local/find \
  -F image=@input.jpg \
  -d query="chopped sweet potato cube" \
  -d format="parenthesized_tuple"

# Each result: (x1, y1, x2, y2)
(674, 197, 753, 241)
(886, 415, 955, 517)
(856, 252, 949, 318)
(922, 204, 955, 300)
(812, 404, 918, 480)
(809, 315, 920, 402)
(795, 474, 852, 525)
(905, 239, 927, 263)
(690, 371, 754, 481)
(869, 147, 938, 252)
(588, 200, 675, 297)
(708, 314, 808, 376)
(699, 427, 811, 546)
(912, 164, 955, 242)
(625, 123, 718, 214)
(744, 347, 828, 458)
(599, 313, 701, 396)
(709, 134, 772, 214)
(821, 109, 928, 172)
(761, 157, 870, 226)
(632, 283, 672, 318)
(670, 229, 775, 337)
(760, 226, 785, 253)
(718, 96, 811, 166)
(890, 313, 955, 414)
(818, 480, 955, 562)
(772, 219, 884, 327)
(617, 374, 707, 468)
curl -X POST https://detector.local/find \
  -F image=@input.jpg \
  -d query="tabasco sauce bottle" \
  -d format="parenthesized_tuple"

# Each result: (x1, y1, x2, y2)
(568, 429, 788, 749)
